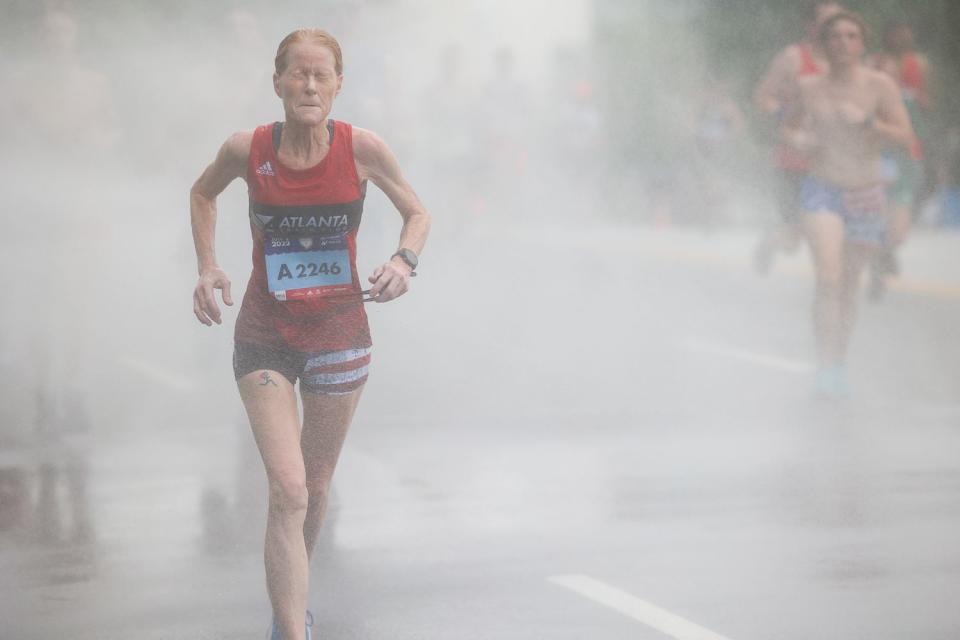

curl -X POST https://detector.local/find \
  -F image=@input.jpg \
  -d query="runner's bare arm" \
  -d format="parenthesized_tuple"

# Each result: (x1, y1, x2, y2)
(870, 74, 915, 152)
(190, 131, 252, 325)
(780, 80, 818, 153)
(353, 127, 431, 303)
(754, 47, 799, 116)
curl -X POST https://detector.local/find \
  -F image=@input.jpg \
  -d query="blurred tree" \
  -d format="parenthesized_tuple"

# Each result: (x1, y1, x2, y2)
(695, 0, 958, 118)
(593, 1, 707, 169)
(593, 0, 960, 213)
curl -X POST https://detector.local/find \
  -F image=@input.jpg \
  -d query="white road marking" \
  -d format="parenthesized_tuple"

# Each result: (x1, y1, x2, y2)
(549, 574, 735, 640)
(117, 356, 196, 392)
(913, 404, 960, 420)
(681, 337, 814, 374)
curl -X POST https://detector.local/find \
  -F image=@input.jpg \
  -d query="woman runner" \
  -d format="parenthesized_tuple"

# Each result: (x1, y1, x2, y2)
(189, 29, 430, 639)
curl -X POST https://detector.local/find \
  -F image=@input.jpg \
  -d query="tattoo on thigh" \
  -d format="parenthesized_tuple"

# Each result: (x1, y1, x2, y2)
(259, 371, 278, 387)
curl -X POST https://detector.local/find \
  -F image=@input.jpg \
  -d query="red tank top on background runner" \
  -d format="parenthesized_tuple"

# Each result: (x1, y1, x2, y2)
(898, 53, 926, 159)
(797, 43, 820, 76)
(899, 52, 925, 96)
(235, 120, 372, 353)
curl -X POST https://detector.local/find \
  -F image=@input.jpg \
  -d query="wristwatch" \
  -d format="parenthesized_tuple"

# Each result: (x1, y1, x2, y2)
(392, 248, 418, 271)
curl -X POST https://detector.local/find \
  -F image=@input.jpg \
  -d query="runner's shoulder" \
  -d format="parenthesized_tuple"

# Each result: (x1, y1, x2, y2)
(781, 43, 803, 59)
(775, 43, 804, 70)
(217, 129, 254, 174)
(864, 67, 900, 94)
(352, 126, 396, 179)
(352, 126, 389, 162)
(223, 129, 255, 159)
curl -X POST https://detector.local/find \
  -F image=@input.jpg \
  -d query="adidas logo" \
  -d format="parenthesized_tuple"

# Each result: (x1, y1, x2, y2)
(256, 161, 275, 176)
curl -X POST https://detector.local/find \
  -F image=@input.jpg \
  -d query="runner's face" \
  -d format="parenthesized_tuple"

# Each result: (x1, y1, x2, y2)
(274, 42, 342, 125)
(825, 20, 864, 67)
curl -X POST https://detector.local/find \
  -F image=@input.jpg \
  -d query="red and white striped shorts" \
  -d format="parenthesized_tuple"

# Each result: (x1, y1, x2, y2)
(233, 342, 370, 394)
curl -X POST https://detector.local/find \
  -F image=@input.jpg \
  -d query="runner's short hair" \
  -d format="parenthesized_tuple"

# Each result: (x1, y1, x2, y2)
(818, 10, 868, 48)
(805, 0, 841, 23)
(275, 29, 343, 75)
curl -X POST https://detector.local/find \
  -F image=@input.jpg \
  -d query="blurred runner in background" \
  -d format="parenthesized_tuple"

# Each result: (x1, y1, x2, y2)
(784, 11, 914, 395)
(867, 20, 932, 299)
(692, 73, 747, 228)
(752, 1, 841, 274)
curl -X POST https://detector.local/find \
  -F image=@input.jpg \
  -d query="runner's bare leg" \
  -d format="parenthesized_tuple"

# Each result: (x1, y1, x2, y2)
(240, 370, 308, 640)
(301, 387, 364, 558)
(804, 212, 846, 365)
(838, 242, 875, 357)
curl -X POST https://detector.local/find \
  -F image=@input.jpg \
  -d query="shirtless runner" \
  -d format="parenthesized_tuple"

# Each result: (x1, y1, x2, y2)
(784, 11, 914, 395)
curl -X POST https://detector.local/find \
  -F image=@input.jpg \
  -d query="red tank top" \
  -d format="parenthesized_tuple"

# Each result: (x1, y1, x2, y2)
(898, 53, 926, 159)
(899, 52, 925, 94)
(797, 43, 821, 77)
(777, 43, 824, 173)
(235, 120, 372, 353)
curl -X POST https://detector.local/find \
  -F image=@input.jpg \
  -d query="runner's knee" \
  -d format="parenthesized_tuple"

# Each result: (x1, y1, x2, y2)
(815, 271, 842, 297)
(268, 475, 309, 515)
(305, 477, 332, 504)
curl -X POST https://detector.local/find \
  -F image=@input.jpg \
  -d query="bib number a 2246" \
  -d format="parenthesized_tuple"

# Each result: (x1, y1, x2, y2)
(264, 235, 353, 301)
(277, 260, 342, 280)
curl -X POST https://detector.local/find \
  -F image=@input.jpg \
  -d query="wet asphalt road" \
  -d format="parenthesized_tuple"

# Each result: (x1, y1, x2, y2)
(2, 218, 959, 639)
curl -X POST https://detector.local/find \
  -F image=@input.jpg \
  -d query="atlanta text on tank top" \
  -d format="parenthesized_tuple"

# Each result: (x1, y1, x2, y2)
(235, 120, 373, 353)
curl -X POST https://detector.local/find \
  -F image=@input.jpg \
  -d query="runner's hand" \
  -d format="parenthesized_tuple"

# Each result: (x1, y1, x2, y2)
(786, 129, 819, 153)
(367, 259, 411, 303)
(193, 267, 233, 325)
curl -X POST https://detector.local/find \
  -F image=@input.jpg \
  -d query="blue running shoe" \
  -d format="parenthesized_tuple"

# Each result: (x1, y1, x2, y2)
(268, 609, 314, 640)
(814, 365, 849, 398)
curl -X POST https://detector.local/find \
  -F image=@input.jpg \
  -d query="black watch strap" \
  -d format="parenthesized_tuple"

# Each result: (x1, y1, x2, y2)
(392, 248, 418, 270)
